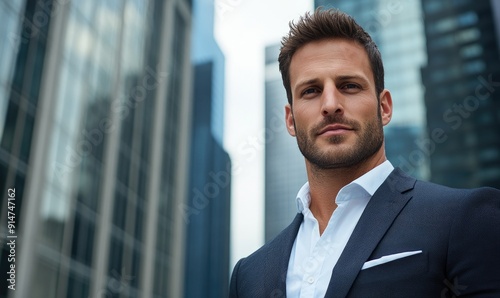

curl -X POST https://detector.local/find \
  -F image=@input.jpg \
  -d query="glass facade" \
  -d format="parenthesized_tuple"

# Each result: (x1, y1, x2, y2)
(421, 0, 500, 188)
(0, 1, 51, 296)
(0, 1, 193, 297)
(264, 44, 307, 242)
(184, 0, 231, 296)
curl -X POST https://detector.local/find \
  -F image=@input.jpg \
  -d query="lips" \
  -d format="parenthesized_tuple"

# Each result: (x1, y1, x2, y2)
(317, 124, 353, 135)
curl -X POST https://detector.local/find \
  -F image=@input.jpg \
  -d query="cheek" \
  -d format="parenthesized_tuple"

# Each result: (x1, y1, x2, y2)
(354, 101, 380, 120)
(291, 112, 309, 131)
(293, 116, 317, 140)
(293, 103, 317, 123)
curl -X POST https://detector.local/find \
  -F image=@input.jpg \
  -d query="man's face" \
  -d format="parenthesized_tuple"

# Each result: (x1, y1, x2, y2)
(285, 38, 392, 170)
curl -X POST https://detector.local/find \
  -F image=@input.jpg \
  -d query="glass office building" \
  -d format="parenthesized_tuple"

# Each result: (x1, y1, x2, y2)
(0, 1, 193, 297)
(264, 44, 307, 242)
(184, 0, 232, 296)
(421, 0, 500, 188)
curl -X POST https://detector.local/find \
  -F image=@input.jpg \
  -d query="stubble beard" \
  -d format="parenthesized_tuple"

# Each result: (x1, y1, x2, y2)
(294, 113, 384, 170)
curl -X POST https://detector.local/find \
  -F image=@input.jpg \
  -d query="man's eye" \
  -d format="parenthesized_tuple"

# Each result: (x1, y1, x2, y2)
(342, 83, 360, 89)
(302, 88, 318, 95)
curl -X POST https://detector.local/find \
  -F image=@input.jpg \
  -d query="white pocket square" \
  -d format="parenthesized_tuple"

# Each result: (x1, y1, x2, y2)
(361, 250, 423, 270)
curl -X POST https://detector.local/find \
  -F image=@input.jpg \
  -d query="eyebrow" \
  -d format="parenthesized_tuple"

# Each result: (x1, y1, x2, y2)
(294, 78, 320, 94)
(335, 74, 370, 84)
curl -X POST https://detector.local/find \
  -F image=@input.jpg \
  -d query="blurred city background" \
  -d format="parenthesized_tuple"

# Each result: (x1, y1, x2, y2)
(0, 0, 499, 297)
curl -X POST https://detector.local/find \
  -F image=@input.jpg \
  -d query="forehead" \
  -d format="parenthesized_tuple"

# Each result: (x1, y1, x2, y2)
(289, 38, 373, 86)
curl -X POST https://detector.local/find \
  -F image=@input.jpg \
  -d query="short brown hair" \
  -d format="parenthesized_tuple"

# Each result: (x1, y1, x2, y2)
(278, 8, 384, 104)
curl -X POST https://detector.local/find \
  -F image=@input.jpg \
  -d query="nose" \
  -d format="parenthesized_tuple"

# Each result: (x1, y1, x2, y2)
(321, 83, 343, 116)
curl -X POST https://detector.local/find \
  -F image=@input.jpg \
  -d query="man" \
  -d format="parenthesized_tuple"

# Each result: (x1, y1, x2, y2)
(229, 8, 500, 298)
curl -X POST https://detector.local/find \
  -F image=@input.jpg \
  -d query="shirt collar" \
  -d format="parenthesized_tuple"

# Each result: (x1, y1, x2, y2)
(352, 160, 394, 196)
(295, 160, 394, 212)
(296, 182, 310, 213)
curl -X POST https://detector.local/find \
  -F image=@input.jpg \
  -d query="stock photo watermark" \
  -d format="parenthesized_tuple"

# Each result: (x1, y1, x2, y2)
(216, 0, 244, 19)
(179, 106, 287, 223)
(318, 0, 406, 35)
(363, 0, 404, 35)
(388, 73, 500, 186)
(9, 0, 70, 49)
(54, 66, 168, 179)
(90, 267, 134, 298)
(5, 188, 17, 291)
(441, 277, 467, 298)
(179, 163, 232, 223)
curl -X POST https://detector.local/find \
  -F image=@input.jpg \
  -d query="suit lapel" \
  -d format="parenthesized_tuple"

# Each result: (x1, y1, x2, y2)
(263, 212, 303, 296)
(324, 168, 416, 297)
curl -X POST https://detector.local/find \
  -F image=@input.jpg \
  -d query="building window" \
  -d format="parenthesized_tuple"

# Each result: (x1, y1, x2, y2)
(457, 11, 478, 27)
(424, 1, 443, 14)
(431, 18, 456, 34)
(462, 60, 485, 74)
(455, 28, 480, 43)
(429, 11, 478, 35)
(460, 44, 483, 58)
(430, 65, 460, 82)
(479, 149, 500, 162)
(429, 34, 454, 50)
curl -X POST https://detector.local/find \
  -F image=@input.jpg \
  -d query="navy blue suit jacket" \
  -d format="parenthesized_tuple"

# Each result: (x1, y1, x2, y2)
(229, 168, 500, 297)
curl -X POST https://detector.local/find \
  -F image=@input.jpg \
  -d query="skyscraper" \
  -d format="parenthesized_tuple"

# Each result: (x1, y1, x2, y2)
(0, 1, 193, 297)
(264, 44, 307, 242)
(315, 0, 429, 180)
(184, 0, 232, 297)
(421, 0, 500, 188)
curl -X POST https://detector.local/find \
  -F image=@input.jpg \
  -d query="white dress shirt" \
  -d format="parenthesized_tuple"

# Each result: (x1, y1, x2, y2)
(286, 160, 394, 297)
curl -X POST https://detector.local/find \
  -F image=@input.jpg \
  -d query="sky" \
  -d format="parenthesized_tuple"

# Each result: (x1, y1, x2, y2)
(214, 0, 313, 268)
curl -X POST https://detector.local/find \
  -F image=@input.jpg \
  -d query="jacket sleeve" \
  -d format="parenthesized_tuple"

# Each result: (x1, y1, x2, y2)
(446, 187, 500, 296)
(229, 258, 243, 298)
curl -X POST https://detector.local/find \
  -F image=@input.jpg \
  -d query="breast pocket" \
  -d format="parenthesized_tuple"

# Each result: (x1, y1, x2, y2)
(354, 251, 429, 285)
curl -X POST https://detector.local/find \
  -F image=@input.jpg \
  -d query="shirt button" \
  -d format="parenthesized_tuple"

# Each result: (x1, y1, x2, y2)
(307, 276, 315, 284)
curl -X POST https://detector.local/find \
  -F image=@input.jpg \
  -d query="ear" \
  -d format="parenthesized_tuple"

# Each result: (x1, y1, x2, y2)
(285, 104, 296, 136)
(379, 89, 393, 126)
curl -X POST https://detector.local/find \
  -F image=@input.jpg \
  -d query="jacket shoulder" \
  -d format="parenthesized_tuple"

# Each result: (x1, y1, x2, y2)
(229, 213, 303, 297)
(389, 167, 500, 202)
(238, 212, 303, 268)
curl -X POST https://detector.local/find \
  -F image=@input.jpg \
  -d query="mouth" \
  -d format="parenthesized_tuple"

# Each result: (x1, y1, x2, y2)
(317, 124, 353, 136)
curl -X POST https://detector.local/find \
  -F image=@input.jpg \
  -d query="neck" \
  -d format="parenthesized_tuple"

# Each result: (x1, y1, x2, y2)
(305, 151, 387, 235)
